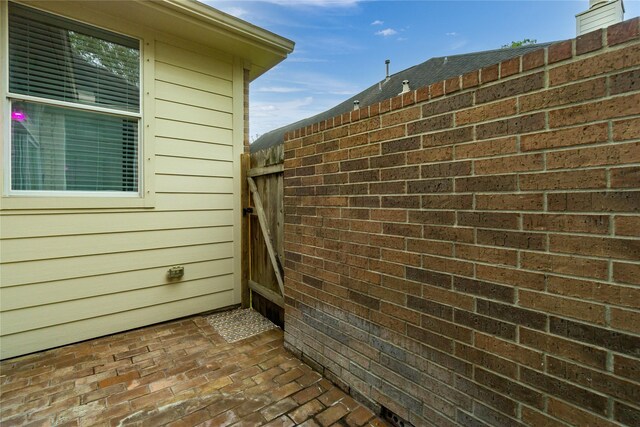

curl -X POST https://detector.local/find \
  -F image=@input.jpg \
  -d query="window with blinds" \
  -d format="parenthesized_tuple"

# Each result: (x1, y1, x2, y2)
(7, 3, 141, 194)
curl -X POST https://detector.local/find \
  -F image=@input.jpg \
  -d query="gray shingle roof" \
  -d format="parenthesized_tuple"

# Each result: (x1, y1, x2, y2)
(251, 43, 553, 153)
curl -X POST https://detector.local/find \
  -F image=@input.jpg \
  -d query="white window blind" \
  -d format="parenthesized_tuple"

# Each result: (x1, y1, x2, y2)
(8, 3, 141, 193)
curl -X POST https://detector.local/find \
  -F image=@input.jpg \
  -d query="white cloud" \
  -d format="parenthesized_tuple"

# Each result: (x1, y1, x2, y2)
(328, 90, 356, 95)
(446, 32, 458, 36)
(370, 20, 384, 26)
(257, 96, 313, 112)
(250, 96, 316, 136)
(250, 69, 359, 136)
(300, 35, 365, 55)
(449, 40, 468, 50)
(287, 57, 330, 63)
(259, 72, 356, 100)
(253, 0, 360, 6)
(375, 28, 398, 37)
(286, 50, 330, 63)
(218, 6, 249, 18)
(255, 105, 277, 112)
(257, 86, 304, 93)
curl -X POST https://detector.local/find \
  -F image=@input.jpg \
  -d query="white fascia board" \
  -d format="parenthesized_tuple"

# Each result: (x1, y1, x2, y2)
(150, 0, 295, 80)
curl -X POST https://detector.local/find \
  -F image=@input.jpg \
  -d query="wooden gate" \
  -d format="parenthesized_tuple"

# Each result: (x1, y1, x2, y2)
(241, 145, 284, 326)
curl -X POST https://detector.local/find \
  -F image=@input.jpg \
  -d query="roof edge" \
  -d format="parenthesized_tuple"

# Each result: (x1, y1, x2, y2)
(151, 0, 294, 80)
(157, 0, 294, 56)
(252, 43, 552, 153)
(281, 17, 639, 144)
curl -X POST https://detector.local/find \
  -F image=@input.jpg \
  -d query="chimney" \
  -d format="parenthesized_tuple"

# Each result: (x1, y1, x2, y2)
(399, 80, 410, 95)
(576, 0, 625, 36)
(353, 100, 360, 111)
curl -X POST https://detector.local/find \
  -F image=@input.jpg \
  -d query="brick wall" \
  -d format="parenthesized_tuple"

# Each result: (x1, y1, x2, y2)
(283, 18, 640, 427)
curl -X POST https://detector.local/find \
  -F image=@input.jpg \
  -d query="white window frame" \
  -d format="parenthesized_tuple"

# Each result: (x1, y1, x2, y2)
(1, 1, 155, 209)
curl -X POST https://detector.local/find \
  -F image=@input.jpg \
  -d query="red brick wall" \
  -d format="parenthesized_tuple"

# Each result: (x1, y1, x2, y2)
(283, 19, 640, 427)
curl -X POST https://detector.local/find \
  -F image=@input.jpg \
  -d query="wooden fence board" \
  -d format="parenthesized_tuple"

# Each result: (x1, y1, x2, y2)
(245, 145, 284, 324)
(247, 177, 284, 296)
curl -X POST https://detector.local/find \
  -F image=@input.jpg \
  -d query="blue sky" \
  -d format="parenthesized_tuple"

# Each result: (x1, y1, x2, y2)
(203, 0, 639, 140)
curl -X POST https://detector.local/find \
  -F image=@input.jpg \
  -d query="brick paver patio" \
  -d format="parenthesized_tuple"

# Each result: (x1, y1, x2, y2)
(0, 313, 384, 426)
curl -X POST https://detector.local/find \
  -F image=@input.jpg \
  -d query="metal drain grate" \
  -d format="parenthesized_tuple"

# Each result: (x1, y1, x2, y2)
(381, 406, 414, 427)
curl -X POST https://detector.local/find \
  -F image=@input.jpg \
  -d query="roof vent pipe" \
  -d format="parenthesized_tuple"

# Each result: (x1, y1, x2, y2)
(399, 80, 410, 95)
(353, 100, 360, 111)
(385, 59, 390, 81)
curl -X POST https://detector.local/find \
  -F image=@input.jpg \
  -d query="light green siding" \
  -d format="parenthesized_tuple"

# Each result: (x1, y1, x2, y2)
(0, 5, 245, 359)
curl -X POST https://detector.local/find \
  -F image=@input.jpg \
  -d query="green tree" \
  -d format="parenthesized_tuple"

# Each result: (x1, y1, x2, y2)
(69, 31, 140, 87)
(502, 38, 538, 49)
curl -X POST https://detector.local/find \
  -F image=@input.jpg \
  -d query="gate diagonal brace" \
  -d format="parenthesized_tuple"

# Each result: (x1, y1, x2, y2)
(246, 176, 285, 297)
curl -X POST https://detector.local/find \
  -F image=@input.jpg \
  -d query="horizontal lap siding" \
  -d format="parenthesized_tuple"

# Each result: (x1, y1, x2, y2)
(283, 19, 640, 427)
(0, 37, 240, 359)
(1, 227, 233, 263)
(0, 294, 235, 359)
(1, 258, 234, 311)
(2, 243, 233, 288)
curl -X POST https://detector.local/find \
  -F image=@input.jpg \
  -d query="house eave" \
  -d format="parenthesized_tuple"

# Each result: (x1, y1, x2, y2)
(148, 0, 295, 80)
(14, 0, 295, 80)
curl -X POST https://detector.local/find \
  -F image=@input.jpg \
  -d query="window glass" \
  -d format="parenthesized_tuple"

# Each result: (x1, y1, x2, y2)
(11, 102, 138, 192)
(7, 3, 141, 194)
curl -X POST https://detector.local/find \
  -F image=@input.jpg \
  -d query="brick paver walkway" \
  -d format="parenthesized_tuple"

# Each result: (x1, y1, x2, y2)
(0, 314, 383, 426)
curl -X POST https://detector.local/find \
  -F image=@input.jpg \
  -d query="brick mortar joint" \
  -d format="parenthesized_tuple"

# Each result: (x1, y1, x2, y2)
(282, 22, 640, 425)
